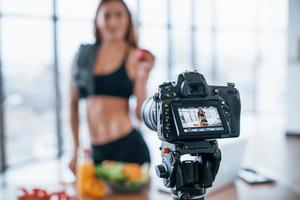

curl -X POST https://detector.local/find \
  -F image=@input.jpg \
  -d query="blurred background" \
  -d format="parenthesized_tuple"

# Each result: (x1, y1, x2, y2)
(0, 0, 300, 199)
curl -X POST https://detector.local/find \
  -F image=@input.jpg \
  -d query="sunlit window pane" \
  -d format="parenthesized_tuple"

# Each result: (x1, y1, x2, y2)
(258, 0, 288, 29)
(195, 0, 213, 29)
(216, 0, 256, 29)
(140, 0, 167, 26)
(139, 27, 168, 93)
(260, 32, 287, 64)
(170, 0, 192, 29)
(258, 32, 287, 113)
(2, 18, 56, 165)
(216, 31, 257, 111)
(195, 31, 213, 81)
(57, 0, 99, 20)
(171, 30, 192, 80)
(217, 31, 256, 65)
(2, 0, 52, 16)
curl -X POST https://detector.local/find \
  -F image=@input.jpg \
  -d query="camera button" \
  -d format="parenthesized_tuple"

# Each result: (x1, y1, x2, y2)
(153, 93, 160, 102)
(163, 147, 170, 154)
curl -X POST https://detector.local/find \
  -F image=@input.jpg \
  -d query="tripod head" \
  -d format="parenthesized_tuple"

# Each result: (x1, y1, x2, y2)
(155, 140, 221, 200)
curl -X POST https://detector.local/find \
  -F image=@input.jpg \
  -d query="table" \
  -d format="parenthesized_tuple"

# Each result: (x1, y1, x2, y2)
(3, 132, 300, 200)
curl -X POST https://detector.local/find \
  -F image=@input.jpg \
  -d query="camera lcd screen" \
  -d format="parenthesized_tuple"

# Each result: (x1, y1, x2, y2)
(177, 106, 224, 133)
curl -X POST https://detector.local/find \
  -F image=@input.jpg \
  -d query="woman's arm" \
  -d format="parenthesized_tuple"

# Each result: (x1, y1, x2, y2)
(68, 45, 85, 175)
(70, 85, 80, 153)
(133, 49, 155, 120)
(134, 73, 148, 121)
(69, 84, 80, 174)
(68, 46, 82, 173)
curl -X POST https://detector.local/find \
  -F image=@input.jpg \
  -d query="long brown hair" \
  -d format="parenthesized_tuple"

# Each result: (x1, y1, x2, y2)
(94, 0, 138, 48)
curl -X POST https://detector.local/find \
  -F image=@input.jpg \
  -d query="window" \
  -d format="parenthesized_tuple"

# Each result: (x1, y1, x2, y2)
(2, 18, 56, 165)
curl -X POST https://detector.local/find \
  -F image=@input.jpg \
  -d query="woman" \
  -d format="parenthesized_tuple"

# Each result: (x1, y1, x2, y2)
(69, 0, 154, 174)
(198, 107, 208, 127)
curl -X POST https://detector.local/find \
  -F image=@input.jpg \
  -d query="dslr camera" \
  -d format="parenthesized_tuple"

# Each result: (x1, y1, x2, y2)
(142, 71, 241, 143)
(142, 71, 241, 200)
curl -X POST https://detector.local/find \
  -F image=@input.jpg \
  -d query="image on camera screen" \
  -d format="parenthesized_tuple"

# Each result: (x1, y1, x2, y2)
(178, 106, 224, 133)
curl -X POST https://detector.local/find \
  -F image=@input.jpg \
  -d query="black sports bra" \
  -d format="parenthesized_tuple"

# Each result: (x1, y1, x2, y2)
(92, 61, 133, 99)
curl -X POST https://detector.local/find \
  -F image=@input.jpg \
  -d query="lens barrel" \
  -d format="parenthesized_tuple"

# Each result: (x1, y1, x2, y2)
(141, 97, 157, 131)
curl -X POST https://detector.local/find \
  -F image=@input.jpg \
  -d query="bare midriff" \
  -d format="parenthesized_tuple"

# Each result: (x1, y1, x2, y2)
(86, 96, 133, 145)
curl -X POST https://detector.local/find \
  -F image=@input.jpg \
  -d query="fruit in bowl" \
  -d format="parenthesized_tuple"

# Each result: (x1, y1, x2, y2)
(76, 159, 107, 198)
(96, 161, 150, 193)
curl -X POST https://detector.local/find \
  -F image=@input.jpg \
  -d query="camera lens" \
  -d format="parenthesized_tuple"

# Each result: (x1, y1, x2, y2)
(141, 97, 157, 131)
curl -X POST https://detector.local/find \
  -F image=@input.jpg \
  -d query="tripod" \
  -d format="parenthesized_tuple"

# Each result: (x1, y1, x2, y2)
(155, 140, 221, 200)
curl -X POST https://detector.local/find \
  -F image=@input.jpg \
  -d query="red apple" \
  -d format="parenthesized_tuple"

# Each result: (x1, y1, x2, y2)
(136, 48, 151, 61)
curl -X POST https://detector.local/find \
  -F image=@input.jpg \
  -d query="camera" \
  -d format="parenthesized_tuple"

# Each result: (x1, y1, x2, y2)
(142, 71, 241, 143)
(142, 71, 241, 200)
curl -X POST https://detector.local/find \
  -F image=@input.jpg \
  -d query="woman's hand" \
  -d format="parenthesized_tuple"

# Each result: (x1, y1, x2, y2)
(69, 154, 77, 175)
(135, 49, 155, 81)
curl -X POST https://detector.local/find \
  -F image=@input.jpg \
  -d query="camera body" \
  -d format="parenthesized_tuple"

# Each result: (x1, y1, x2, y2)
(142, 71, 241, 199)
(148, 71, 241, 144)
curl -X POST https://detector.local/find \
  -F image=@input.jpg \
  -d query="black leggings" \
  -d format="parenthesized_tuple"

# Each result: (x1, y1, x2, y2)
(91, 129, 151, 165)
